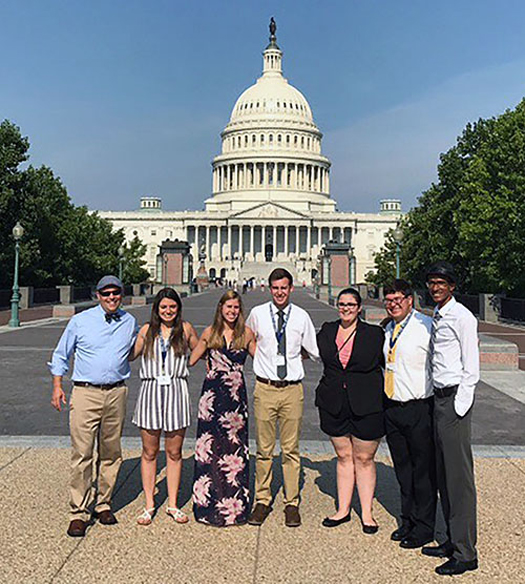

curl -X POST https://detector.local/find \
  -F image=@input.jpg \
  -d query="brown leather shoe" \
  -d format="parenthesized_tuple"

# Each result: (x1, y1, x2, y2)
(94, 510, 118, 525)
(248, 503, 272, 526)
(284, 505, 301, 527)
(67, 519, 88, 537)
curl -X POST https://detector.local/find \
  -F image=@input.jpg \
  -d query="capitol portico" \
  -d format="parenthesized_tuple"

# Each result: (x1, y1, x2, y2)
(99, 21, 401, 285)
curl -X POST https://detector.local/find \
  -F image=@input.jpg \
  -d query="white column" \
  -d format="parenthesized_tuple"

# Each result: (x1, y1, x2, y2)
(228, 224, 232, 258)
(326, 170, 330, 193)
(295, 226, 300, 254)
(306, 226, 311, 257)
(239, 225, 244, 258)
(250, 226, 254, 259)
(272, 225, 276, 258)
(284, 225, 289, 255)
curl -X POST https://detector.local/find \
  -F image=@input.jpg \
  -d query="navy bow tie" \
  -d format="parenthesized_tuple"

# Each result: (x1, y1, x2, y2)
(105, 312, 121, 323)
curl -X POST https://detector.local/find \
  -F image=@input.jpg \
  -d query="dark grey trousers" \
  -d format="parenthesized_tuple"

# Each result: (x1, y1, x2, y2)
(434, 392, 477, 562)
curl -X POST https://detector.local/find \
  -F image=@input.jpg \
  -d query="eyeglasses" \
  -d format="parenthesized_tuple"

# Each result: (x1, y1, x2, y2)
(383, 296, 407, 306)
(426, 280, 450, 289)
(99, 289, 122, 297)
(337, 302, 359, 309)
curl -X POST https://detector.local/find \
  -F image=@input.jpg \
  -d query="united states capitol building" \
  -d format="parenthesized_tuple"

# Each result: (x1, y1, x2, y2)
(99, 21, 401, 285)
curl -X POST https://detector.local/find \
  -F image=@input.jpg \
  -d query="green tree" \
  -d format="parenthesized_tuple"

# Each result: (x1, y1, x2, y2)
(0, 120, 150, 288)
(370, 99, 525, 296)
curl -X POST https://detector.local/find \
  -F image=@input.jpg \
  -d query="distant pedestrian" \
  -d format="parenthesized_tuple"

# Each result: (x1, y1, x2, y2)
(246, 268, 319, 527)
(130, 288, 198, 526)
(49, 276, 137, 538)
(382, 279, 436, 548)
(189, 290, 256, 526)
(422, 261, 479, 576)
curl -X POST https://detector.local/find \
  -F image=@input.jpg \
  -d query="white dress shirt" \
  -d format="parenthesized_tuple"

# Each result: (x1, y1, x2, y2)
(432, 296, 480, 416)
(383, 310, 433, 401)
(246, 301, 319, 381)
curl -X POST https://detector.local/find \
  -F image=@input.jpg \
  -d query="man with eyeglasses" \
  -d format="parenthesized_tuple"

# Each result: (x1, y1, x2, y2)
(49, 275, 137, 537)
(382, 280, 436, 550)
(422, 261, 479, 576)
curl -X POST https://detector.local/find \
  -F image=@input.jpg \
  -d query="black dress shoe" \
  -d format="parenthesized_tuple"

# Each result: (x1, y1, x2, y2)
(94, 510, 118, 525)
(400, 535, 433, 549)
(67, 519, 89, 537)
(422, 542, 454, 558)
(322, 513, 351, 528)
(435, 558, 478, 576)
(391, 524, 412, 541)
(361, 519, 379, 535)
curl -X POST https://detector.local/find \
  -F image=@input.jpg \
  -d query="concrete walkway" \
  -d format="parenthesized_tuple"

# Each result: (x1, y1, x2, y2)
(1, 446, 524, 583)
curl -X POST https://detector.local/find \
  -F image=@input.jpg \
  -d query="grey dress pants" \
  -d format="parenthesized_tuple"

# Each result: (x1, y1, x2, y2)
(434, 391, 477, 562)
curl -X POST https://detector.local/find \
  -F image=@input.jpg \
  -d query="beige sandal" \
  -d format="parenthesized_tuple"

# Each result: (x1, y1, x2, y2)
(166, 506, 189, 524)
(137, 508, 155, 526)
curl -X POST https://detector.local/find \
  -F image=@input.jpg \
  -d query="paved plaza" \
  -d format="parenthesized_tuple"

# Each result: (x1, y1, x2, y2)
(0, 288, 524, 582)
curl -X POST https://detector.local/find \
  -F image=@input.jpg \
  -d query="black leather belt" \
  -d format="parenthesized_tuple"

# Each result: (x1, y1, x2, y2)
(74, 381, 126, 390)
(434, 385, 458, 398)
(385, 396, 433, 407)
(256, 376, 301, 388)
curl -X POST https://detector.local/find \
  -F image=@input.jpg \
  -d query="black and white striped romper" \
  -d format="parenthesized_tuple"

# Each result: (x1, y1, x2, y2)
(132, 337, 191, 432)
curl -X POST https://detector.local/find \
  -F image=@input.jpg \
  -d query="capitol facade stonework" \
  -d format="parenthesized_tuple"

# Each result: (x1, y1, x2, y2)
(99, 23, 401, 285)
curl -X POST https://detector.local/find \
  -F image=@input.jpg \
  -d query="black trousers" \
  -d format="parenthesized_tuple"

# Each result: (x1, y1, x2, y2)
(434, 392, 477, 562)
(385, 397, 437, 539)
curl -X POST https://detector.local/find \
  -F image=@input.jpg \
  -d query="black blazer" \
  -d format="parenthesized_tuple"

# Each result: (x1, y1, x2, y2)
(315, 319, 385, 417)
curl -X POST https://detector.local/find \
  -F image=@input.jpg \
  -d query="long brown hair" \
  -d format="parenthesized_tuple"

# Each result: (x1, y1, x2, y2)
(207, 290, 246, 350)
(143, 288, 187, 358)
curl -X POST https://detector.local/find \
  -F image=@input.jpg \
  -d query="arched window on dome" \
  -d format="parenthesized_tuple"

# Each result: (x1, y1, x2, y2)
(244, 135, 248, 146)
(307, 137, 311, 150)
(231, 137, 235, 150)
(250, 102, 253, 109)
(260, 134, 265, 146)
(294, 135, 298, 147)
(252, 134, 256, 145)
(277, 101, 280, 108)
(286, 134, 290, 146)
(256, 102, 260, 108)
(301, 136, 305, 148)
(283, 102, 287, 109)
(278, 134, 282, 145)
(237, 136, 241, 148)
(269, 134, 273, 146)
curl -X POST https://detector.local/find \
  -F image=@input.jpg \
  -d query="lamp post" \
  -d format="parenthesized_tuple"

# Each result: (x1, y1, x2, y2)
(9, 222, 24, 328)
(393, 225, 403, 279)
(118, 245, 125, 281)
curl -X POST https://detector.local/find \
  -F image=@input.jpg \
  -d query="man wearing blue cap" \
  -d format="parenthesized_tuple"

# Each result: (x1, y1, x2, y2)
(49, 275, 137, 537)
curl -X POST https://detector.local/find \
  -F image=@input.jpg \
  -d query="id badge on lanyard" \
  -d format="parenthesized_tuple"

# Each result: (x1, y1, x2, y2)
(156, 336, 171, 386)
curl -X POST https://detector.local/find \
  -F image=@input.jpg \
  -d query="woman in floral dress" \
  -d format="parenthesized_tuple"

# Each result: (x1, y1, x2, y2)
(189, 290, 256, 526)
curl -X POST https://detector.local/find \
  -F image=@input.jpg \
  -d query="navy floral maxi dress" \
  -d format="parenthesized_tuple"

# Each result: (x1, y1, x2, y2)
(192, 346, 249, 526)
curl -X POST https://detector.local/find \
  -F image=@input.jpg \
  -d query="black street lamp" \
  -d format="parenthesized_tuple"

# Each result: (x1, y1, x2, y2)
(393, 225, 403, 278)
(118, 245, 125, 281)
(9, 222, 24, 328)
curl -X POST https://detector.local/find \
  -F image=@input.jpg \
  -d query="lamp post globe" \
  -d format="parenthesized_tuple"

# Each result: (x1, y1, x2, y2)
(9, 222, 24, 328)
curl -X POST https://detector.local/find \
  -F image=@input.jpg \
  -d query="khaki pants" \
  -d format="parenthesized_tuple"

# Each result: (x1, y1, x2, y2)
(253, 380, 303, 507)
(69, 384, 127, 521)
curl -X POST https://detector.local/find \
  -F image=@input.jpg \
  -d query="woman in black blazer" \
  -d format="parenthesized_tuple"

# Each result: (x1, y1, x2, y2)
(315, 288, 385, 532)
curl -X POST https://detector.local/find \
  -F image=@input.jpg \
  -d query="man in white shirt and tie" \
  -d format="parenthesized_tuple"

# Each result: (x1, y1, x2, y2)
(383, 279, 437, 550)
(422, 261, 479, 576)
(246, 268, 319, 527)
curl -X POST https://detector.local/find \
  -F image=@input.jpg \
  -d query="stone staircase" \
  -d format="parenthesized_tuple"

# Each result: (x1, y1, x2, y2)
(237, 260, 299, 285)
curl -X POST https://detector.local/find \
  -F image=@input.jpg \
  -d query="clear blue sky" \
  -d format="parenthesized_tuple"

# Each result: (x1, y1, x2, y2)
(2, 0, 525, 213)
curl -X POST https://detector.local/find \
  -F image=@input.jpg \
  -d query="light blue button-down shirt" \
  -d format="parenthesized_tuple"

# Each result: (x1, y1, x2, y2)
(49, 305, 138, 384)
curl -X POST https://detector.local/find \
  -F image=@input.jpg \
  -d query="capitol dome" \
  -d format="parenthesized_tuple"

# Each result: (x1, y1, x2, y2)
(206, 21, 335, 215)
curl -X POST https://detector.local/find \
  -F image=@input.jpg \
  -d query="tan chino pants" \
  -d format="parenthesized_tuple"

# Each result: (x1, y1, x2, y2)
(253, 380, 304, 507)
(69, 384, 127, 521)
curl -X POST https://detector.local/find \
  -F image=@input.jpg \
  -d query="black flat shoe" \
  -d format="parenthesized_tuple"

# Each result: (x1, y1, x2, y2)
(322, 513, 351, 528)
(435, 558, 478, 576)
(361, 519, 379, 535)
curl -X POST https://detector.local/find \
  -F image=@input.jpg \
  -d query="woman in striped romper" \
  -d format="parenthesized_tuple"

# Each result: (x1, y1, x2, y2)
(131, 288, 198, 525)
